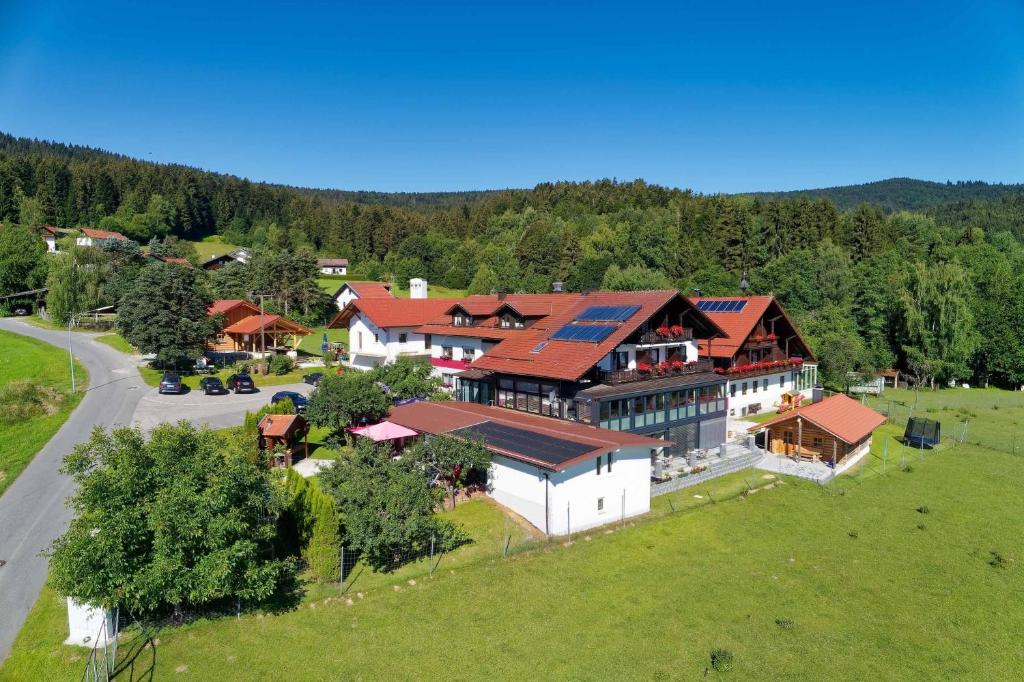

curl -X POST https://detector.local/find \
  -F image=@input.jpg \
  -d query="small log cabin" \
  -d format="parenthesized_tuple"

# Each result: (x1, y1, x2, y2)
(258, 414, 308, 467)
(748, 394, 886, 465)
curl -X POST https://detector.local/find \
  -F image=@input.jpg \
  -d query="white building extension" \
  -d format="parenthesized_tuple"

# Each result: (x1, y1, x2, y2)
(317, 258, 349, 275)
(726, 363, 818, 419)
(387, 401, 663, 536)
(327, 296, 457, 370)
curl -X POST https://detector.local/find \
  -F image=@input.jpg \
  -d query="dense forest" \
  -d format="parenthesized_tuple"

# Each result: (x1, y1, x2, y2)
(3, 131, 1024, 391)
(752, 177, 1024, 212)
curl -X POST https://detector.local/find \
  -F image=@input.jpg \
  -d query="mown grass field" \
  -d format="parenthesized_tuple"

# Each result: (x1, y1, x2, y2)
(5, 405, 1023, 681)
(95, 332, 135, 354)
(187, 236, 241, 259)
(0, 329, 86, 498)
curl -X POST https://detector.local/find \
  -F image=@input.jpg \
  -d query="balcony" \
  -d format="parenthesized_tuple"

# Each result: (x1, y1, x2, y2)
(600, 358, 714, 385)
(719, 358, 806, 379)
(637, 327, 693, 345)
(431, 356, 472, 371)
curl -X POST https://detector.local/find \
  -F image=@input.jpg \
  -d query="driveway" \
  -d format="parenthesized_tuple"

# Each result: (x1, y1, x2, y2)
(0, 319, 148, 664)
(131, 383, 314, 432)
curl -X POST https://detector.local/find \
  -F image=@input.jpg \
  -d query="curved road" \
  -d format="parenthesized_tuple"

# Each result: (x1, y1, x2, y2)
(0, 319, 148, 663)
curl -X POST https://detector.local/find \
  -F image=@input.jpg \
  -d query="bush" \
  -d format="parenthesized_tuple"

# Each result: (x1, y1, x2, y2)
(710, 648, 734, 672)
(916, 505, 929, 514)
(281, 469, 341, 582)
(775, 617, 794, 630)
(988, 550, 1007, 569)
(268, 354, 294, 376)
(848, 530, 859, 539)
(0, 380, 65, 424)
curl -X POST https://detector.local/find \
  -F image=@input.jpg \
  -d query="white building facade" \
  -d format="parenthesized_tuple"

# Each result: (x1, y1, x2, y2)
(347, 313, 432, 370)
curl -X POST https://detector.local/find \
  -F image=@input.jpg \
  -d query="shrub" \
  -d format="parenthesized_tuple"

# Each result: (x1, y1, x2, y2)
(916, 505, 929, 514)
(268, 354, 294, 376)
(901, 464, 914, 473)
(0, 380, 65, 424)
(281, 469, 341, 582)
(775, 617, 794, 630)
(917, 523, 927, 531)
(848, 530, 859, 539)
(710, 648, 734, 672)
(988, 550, 1007, 569)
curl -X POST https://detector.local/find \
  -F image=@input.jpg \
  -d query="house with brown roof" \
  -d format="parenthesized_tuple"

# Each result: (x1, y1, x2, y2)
(328, 297, 456, 369)
(200, 248, 249, 271)
(332, 280, 394, 310)
(388, 401, 664, 535)
(317, 258, 349, 275)
(75, 228, 130, 247)
(147, 253, 193, 267)
(747, 393, 885, 466)
(208, 299, 312, 355)
(689, 296, 818, 420)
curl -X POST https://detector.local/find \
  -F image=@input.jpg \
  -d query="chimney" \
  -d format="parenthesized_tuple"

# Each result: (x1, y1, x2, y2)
(497, 289, 507, 301)
(812, 386, 824, 404)
(552, 281, 563, 293)
(409, 278, 428, 299)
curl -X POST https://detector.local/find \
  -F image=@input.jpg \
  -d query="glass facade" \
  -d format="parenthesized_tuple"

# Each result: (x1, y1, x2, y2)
(794, 364, 818, 391)
(598, 383, 724, 431)
(494, 377, 562, 418)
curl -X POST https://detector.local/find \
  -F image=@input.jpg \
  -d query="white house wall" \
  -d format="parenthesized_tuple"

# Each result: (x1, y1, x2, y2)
(346, 314, 431, 368)
(599, 339, 700, 371)
(488, 446, 652, 537)
(725, 364, 818, 434)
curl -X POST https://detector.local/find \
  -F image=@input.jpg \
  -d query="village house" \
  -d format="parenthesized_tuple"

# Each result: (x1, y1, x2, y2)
(147, 253, 192, 267)
(689, 296, 818, 421)
(317, 258, 349, 275)
(208, 299, 312, 356)
(328, 296, 455, 369)
(332, 280, 394, 310)
(387, 400, 664, 535)
(75, 227, 129, 247)
(747, 393, 885, 469)
(199, 248, 249, 270)
(40, 225, 59, 252)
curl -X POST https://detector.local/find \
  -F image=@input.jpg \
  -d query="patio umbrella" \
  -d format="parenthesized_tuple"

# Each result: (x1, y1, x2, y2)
(320, 332, 328, 353)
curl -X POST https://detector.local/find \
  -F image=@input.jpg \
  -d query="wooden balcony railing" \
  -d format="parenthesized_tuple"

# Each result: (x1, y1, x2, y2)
(600, 358, 714, 385)
(637, 328, 693, 345)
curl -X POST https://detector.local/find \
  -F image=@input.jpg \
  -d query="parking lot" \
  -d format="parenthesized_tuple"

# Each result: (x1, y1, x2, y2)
(131, 382, 314, 432)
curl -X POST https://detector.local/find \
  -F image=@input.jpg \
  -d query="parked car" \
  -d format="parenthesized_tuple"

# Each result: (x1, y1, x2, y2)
(271, 390, 308, 413)
(158, 372, 182, 395)
(225, 373, 257, 394)
(302, 372, 324, 387)
(199, 376, 225, 395)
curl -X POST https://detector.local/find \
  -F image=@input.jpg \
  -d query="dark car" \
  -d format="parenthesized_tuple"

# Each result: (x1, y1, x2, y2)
(158, 371, 182, 395)
(225, 373, 257, 394)
(271, 390, 308, 413)
(302, 372, 324, 387)
(199, 376, 225, 395)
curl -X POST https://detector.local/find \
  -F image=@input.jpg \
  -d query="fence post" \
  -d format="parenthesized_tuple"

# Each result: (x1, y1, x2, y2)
(621, 488, 626, 528)
(339, 546, 345, 586)
(566, 502, 571, 541)
(429, 534, 435, 576)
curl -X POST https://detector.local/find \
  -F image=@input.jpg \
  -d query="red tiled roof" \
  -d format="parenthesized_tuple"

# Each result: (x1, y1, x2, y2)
(690, 296, 815, 362)
(40, 225, 58, 236)
(208, 299, 261, 316)
(259, 414, 304, 437)
(416, 293, 583, 340)
(337, 281, 393, 299)
(747, 394, 886, 444)
(471, 290, 724, 382)
(149, 254, 192, 267)
(328, 298, 455, 330)
(223, 314, 311, 335)
(317, 258, 349, 267)
(81, 228, 129, 240)
(387, 401, 664, 471)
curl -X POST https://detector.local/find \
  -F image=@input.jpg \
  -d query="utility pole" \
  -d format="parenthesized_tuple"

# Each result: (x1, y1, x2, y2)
(68, 314, 77, 393)
(253, 293, 272, 359)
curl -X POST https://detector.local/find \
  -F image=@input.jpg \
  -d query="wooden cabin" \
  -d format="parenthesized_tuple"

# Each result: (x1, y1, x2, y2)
(258, 414, 308, 467)
(748, 394, 886, 465)
(207, 299, 312, 354)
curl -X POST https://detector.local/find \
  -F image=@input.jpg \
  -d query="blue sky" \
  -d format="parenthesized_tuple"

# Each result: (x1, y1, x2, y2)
(1, 1, 1022, 193)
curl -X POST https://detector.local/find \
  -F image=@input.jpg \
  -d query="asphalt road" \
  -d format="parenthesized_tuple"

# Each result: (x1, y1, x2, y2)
(0, 318, 148, 664)
(0, 321, 312, 664)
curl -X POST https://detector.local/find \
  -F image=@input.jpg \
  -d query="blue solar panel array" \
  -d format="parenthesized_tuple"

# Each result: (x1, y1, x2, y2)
(549, 324, 617, 343)
(575, 305, 641, 322)
(696, 299, 748, 313)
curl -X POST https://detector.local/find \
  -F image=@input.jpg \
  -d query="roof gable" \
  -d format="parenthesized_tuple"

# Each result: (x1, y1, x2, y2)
(691, 296, 815, 361)
(748, 394, 885, 444)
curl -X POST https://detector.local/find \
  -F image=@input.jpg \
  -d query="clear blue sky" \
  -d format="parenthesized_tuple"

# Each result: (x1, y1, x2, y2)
(1, 1, 1022, 193)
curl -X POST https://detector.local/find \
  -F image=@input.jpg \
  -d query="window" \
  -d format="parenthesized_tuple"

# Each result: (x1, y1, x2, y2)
(606, 452, 613, 473)
(730, 383, 737, 397)
(752, 381, 758, 393)
(615, 351, 629, 370)
(356, 331, 362, 350)
(813, 436, 823, 449)
(441, 346, 453, 360)
(742, 382, 748, 395)
(462, 347, 474, 360)
(597, 497, 605, 512)
(595, 457, 602, 475)
(780, 375, 785, 388)
(373, 332, 379, 344)
(762, 378, 768, 392)
(399, 333, 408, 344)
(424, 334, 432, 350)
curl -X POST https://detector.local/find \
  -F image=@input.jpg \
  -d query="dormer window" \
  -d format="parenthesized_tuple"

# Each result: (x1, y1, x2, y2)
(453, 313, 472, 326)
(500, 313, 526, 329)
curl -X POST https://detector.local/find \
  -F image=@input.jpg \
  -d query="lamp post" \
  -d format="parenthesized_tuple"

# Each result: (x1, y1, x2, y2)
(67, 314, 78, 393)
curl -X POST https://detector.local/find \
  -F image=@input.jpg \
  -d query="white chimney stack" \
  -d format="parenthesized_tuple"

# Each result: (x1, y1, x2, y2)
(409, 278, 428, 299)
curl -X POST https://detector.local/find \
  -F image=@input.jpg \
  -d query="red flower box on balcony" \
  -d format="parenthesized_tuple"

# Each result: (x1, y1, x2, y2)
(669, 324, 684, 338)
(636, 362, 653, 374)
(656, 326, 671, 338)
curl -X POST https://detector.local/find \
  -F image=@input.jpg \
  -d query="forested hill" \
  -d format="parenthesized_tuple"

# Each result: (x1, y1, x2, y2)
(749, 177, 1024, 212)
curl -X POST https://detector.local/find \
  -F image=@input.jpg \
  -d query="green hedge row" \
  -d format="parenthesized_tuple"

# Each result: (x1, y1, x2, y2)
(282, 468, 341, 582)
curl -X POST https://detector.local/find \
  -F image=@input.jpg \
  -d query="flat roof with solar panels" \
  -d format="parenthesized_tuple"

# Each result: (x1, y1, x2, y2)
(695, 299, 748, 313)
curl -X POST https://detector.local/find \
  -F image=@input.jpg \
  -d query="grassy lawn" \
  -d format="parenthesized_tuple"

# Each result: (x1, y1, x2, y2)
(186, 236, 241, 259)
(0, 330, 87, 498)
(94, 332, 135, 354)
(138, 365, 313, 390)
(864, 386, 1024, 454)
(297, 326, 349, 356)
(7, 390, 1024, 680)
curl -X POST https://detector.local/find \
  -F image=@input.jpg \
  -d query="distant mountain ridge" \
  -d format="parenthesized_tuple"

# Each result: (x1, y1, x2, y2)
(747, 177, 1024, 212)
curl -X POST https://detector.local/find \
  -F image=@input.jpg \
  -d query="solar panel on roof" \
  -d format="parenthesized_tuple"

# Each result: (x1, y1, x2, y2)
(575, 305, 641, 322)
(451, 421, 595, 466)
(550, 324, 616, 343)
(696, 299, 748, 313)
(531, 341, 548, 353)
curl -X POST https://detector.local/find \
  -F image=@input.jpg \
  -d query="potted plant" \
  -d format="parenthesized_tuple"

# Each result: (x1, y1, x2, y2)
(669, 324, 684, 338)
(656, 325, 671, 338)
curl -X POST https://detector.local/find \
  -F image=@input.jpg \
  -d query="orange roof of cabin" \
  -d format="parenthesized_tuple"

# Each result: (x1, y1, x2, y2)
(748, 394, 886, 444)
